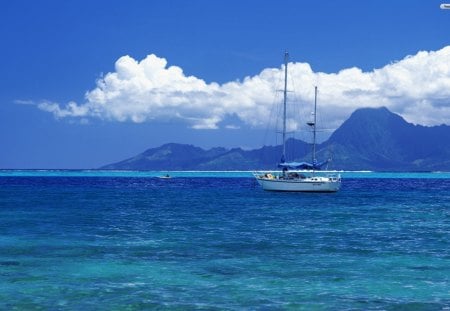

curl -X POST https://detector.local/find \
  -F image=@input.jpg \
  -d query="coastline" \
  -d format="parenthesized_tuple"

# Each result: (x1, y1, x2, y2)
(1, 169, 450, 179)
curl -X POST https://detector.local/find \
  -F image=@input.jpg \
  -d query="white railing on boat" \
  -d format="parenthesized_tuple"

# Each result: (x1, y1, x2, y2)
(253, 170, 341, 181)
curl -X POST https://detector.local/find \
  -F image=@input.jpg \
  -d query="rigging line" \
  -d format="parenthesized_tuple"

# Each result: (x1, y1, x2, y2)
(313, 88, 337, 143)
(288, 60, 310, 151)
(274, 59, 289, 149)
(290, 70, 309, 127)
(286, 59, 297, 160)
(315, 87, 324, 137)
(262, 66, 284, 149)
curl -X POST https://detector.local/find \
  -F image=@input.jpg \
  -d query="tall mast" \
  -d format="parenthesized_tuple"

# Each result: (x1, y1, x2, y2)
(312, 86, 318, 165)
(281, 51, 288, 163)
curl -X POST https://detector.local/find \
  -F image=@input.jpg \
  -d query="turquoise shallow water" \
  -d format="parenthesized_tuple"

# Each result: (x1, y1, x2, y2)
(1, 169, 450, 179)
(1, 171, 450, 309)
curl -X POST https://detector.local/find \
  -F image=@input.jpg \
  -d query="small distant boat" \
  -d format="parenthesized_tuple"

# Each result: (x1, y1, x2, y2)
(253, 52, 341, 192)
(158, 174, 171, 179)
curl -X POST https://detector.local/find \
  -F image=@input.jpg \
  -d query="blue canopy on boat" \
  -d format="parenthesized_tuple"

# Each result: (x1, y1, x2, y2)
(278, 159, 329, 170)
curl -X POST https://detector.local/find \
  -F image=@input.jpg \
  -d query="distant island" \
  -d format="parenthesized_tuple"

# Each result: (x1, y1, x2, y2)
(101, 107, 450, 171)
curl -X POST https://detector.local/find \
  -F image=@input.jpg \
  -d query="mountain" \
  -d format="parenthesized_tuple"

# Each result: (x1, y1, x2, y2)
(321, 107, 450, 170)
(101, 140, 310, 170)
(102, 143, 227, 170)
(101, 107, 450, 171)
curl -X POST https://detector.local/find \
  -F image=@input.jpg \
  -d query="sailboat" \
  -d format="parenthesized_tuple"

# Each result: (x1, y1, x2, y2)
(253, 52, 341, 192)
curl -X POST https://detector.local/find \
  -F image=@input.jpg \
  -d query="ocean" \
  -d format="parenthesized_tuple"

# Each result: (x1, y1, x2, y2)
(1, 171, 450, 310)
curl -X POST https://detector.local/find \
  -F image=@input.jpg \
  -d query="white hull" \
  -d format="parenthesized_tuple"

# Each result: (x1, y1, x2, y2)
(254, 173, 341, 192)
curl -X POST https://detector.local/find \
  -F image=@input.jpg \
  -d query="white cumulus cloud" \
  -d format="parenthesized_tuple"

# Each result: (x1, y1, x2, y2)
(38, 46, 450, 130)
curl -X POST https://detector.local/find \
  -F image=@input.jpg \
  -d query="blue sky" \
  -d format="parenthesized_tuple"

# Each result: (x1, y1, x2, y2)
(1, 0, 449, 169)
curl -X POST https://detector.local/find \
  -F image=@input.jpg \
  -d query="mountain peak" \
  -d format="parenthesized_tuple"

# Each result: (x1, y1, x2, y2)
(324, 106, 450, 170)
(349, 106, 405, 122)
(329, 107, 409, 144)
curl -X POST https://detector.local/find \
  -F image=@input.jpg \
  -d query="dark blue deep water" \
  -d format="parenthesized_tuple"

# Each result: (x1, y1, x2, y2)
(1, 173, 450, 310)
